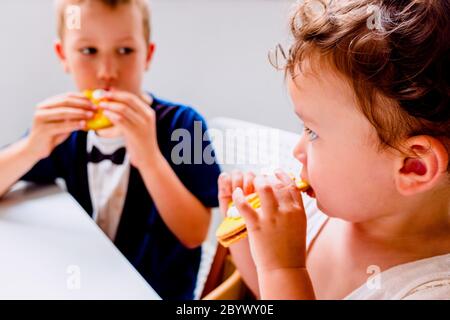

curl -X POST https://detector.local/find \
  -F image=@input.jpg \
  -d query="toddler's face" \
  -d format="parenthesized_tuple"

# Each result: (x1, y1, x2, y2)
(57, 1, 153, 95)
(289, 63, 400, 222)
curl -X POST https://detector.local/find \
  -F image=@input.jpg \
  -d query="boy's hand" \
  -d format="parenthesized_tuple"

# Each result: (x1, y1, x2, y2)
(99, 89, 159, 169)
(222, 170, 308, 272)
(27, 92, 95, 160)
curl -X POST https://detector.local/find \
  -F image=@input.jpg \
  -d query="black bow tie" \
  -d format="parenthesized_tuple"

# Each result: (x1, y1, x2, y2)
(87, 146, 126, 165)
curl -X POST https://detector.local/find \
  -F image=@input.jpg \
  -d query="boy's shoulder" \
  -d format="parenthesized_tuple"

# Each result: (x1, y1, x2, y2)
(150, 94, 207, 130)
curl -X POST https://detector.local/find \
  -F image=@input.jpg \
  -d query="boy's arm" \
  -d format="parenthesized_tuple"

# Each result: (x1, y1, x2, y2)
(139, 153, 212, 249)
(99, 90, 220, 248)
(0, 92, 95, 198)
(0, 138, 41, 198)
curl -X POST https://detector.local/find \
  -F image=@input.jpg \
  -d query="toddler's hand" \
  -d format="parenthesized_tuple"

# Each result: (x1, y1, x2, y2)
(232, 170, 308, 272)
(218, 170, 256, 217)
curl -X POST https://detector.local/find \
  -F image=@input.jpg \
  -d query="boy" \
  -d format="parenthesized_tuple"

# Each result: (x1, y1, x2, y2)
(0, 0, 221, 300)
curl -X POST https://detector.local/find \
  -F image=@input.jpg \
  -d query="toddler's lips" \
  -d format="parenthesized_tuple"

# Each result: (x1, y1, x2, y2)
(299, 173, 315, 198)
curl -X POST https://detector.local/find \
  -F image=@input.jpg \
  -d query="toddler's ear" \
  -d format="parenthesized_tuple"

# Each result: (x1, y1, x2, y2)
(54, 40, 70, 74)
(394, 136, 448, 195)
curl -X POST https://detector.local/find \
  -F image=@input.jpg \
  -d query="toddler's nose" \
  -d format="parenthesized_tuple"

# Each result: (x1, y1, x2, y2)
(293, 135, 307, 166)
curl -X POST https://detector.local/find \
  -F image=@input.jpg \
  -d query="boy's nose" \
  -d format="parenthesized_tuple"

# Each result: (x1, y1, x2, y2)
(97, 58, 118, 85)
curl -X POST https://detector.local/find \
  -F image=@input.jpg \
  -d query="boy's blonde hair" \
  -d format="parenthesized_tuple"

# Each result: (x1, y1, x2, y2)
(280, 0, 449, 170)
(55, 0, 151, 43)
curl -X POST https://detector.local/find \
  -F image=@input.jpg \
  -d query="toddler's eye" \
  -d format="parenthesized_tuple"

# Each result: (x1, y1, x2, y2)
(304, 126, 318, 141)
(79, 47, 97, 55)
(118, 47, 134, 55)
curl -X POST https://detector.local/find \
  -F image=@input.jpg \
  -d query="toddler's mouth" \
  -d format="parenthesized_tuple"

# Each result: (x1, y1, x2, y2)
(306, 187, 316, 198)
(300, 172, 315, 198)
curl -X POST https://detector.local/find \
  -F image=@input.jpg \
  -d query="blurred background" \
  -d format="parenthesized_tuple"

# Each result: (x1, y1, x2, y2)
(0, 0, 299, 146)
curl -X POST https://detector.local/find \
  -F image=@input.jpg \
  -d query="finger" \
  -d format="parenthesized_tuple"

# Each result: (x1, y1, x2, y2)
(45, 120, 86, 135)
(141, 92, 153, 105)
(266, 175, 293, 210)
(243, 171, 256, 195)
(254, 175, 278, 216)
(64, 91, 92, 100)
(102, 109, 134, 133)
(274, 169, 303, 206)
(232, 187, 258, 227)
(218, 172, 232, 215)
(37, 96, 94, 111)
(272, 182, 296, 212)
(274, 169, 293, 185)
(36, 108, 94, 123)
(100, 101, 144, 126)
(105, 89, 149, 115)
(53, 133, 71, 146)
(231, 170, 244, 191)
(50, 91, 89, 101)
(67, 91, 89, 98)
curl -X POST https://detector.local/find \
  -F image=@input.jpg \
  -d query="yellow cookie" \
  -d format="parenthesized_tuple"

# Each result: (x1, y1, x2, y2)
(215, 216, 247, 248)
(216, 179, 310, 247)
(83, 89, 113, 131)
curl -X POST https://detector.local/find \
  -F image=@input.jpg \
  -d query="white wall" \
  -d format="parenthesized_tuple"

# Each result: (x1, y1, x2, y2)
(0, 0, 299, 146)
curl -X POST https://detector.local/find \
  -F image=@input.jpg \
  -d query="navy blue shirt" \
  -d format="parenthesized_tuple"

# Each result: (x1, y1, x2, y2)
(20, 96, 221, 300)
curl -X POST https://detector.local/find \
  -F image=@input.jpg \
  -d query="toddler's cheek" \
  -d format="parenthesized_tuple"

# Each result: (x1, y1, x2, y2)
(309, 173, 360, 219)
(314, 184, 345, 215)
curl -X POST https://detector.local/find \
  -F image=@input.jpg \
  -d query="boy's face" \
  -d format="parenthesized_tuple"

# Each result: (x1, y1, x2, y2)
(55, 1, 154, 95)
(289, 62, 401, 222)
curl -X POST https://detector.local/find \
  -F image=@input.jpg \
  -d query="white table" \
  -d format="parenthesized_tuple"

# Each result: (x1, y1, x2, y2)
(0, 183, 161, 300)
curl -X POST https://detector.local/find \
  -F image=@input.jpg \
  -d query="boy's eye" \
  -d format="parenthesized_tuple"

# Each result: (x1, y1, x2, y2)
(117, 47, 134, 55)
(79, 47, 97, 55)
(304, 126, 318, 141)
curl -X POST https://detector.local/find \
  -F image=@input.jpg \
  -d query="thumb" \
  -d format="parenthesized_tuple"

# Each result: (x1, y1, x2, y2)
(54, 133, 70, 146)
